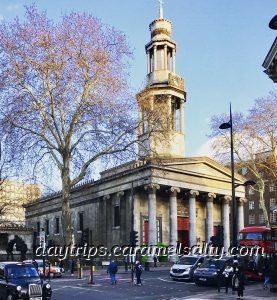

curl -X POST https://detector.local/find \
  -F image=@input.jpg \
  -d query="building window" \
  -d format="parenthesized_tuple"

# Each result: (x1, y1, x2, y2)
(37, 221, 40, 234)
(270, 212, 277, 223)
(249, 214, 255, 225)
(269, 183, 276, 192)
(55, 217, 60, 234)
(249, 201, 255, 210)
(45, 219, 50, 236)
(175, 100, 181, 132)
(114, 206, 120, 227)
(270, 198, 276, 208)
(79, 212, 84, 231)
(259, 213, 265, 224)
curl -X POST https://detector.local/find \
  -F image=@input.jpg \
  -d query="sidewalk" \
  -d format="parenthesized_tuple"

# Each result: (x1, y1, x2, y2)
(175, 284, 277, 300)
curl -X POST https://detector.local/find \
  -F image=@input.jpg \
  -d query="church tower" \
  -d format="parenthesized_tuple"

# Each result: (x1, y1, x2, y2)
(137, 1, 186, 158)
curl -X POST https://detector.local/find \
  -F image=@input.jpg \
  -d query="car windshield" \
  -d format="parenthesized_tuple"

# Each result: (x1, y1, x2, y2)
(200, 259, 227, 269)
(37, 261, 49, 268)
(177, 257, 198, 265)
(6, 265, 39, 278)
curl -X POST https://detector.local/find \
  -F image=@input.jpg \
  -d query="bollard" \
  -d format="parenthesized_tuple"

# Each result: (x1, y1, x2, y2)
(89, 260, 95, 284)
(77, 262, 82, 279)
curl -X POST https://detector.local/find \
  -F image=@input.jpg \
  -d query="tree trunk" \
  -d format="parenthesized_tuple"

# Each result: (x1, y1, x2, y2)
(61, 156, 73, 245)
(258, 183, 270, 228)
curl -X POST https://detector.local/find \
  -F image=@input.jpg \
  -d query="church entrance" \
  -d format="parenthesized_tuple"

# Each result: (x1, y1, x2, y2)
(177, 217, 189, 246)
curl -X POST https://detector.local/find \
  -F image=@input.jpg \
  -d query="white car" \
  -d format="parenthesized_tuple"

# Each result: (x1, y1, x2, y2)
(170, 255, 205, 280)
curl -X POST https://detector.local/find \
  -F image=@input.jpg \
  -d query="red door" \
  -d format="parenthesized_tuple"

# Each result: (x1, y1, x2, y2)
(144, 220, 148, 244)
(177, 217, 189, 246)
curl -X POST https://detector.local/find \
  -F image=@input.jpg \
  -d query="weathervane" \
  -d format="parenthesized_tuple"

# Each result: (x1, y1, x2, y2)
(158, 0, 164, 19)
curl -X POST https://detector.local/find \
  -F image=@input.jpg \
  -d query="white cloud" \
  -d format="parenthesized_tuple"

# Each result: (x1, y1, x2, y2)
(195, 138, 218, 158)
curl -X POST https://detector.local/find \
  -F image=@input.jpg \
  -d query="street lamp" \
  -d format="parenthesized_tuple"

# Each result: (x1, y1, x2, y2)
(219, 104, 237, 246)
(235, 180, 256, 188)
(219, 103, 257, 246)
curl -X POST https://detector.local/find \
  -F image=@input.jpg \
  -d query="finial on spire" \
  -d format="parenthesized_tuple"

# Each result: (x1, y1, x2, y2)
(158, 0, 164, 19)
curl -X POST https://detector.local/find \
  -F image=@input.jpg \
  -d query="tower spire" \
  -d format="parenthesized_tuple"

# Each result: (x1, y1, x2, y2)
(159, 0, 164, 19)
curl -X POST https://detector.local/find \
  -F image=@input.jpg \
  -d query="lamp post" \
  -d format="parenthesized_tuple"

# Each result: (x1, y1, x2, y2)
(219, 103, 236, 246)
(219, 105, 256, 246)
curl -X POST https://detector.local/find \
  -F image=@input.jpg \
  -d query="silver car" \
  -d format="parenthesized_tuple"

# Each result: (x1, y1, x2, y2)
(170, 255, 205, 280)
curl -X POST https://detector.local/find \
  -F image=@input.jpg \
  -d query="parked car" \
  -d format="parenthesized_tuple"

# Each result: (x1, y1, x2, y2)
(24, 260, 64, 278)
(0, 261, 52, 299)
(36, 260, 64, 278)
(193, 257, 233, 285)
(170, 255, 205, 280)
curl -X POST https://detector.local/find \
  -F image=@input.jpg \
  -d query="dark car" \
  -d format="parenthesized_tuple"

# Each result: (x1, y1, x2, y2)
(0, 261, 52, 300)
(170, 255, 206, 280)
(193, 257, 233, 285)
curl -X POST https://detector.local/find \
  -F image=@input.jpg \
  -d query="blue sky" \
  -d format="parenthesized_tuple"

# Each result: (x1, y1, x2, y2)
(0, 0, 276, 157)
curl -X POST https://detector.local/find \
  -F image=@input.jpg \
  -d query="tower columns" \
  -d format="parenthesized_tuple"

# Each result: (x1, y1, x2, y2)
(147, 50, 150, 74)
(153, 45, 157, 71)
(180, 99, 185, 134)
(164, 45, 168, 70)
(172, 48, 176, 73)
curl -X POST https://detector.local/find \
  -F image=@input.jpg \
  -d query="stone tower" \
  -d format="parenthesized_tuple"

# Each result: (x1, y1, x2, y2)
(137, 1, 186, 158)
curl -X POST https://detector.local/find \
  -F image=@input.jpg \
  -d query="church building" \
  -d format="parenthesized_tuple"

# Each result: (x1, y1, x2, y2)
(25, 3, 246, 255)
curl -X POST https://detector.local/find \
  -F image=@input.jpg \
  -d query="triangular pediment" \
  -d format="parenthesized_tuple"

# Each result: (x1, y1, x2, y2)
(160, 156, 245, 183)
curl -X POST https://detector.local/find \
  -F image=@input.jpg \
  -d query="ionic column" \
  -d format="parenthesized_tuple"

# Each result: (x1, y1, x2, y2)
(172, 48, 176, 73)
(147, 50, 150, 74)
(144, 184, 160, 246)
(169, 187, 180, 247)
(164, 45, 168, 70)
(180, 99, 185, 134)
(167, 50, 171, 70)
(222, 196, 231, 250)
(206, 193, 216, 242)
(153, 45, 157, 71)
(189, 190, 199, 246)
(237, 198, 247, 232)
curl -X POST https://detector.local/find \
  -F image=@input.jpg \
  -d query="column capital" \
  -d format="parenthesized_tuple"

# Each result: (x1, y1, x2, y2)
(189, 190, 199, 197)
(144, 183, 160, 192)
(237, 197, 247, 205)
(223, 195, 232, 204)
(116, 191, 124, 198)
(207, 192, 216, 200)
(169, 187, 180, 194)
(103, 195, 110, 201)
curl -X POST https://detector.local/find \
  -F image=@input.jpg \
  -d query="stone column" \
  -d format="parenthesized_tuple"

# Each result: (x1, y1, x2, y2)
(180, 99, 185, 134)
(167, 49, 171, 70)
(169, 187, 180, 246)
(237, 198, 247, 233)
(144, 184, 160, 246)
(117, 191, 125, 244)
(167, 95, 172, 129)
(153, 45, 157, 71)
(206, 193, 216, 242)
(189, 190, 199, 246)
(222, 196, 231, 250)
(103, 195, 110, 248)
(139, 108, 143, 135)
(172, 48, 176, 73)
(147, 50, 150, 74)
(164, 45, 168, 70)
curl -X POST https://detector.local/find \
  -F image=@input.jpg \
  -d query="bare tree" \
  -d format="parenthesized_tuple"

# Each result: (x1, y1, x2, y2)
(0, 6, 168, 244)
(209, 92, 277, 227)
